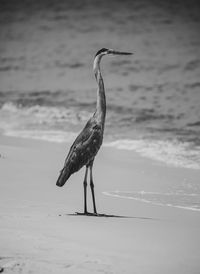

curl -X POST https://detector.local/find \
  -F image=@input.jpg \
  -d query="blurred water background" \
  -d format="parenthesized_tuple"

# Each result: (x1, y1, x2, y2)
(0, 0, 200, 172)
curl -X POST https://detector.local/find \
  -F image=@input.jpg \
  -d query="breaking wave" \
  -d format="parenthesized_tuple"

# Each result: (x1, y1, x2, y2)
(0, 102, 200, 170)
(104, 139, 200, 170)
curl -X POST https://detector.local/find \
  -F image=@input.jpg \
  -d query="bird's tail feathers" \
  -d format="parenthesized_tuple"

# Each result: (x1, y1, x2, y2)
(56, 166, 71, 187)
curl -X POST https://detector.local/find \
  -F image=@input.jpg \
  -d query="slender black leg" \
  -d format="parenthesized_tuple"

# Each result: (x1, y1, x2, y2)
(90, 163, 97, 214)
(83, 166, 88, 214)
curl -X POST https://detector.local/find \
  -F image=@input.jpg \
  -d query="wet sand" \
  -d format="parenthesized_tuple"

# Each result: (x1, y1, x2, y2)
(0, 135, 200, 274)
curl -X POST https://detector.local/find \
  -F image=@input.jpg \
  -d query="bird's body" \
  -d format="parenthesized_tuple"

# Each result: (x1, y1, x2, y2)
(57, 115, 104, 184)
(56, 48, 132, 215)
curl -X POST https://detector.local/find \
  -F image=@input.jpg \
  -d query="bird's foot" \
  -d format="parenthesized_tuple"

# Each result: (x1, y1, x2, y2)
(75, 212, 119, 217)
(75, 211, 99, 216)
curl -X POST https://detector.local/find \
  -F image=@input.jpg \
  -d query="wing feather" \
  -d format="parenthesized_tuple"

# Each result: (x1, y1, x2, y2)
(57, 118, 103, 186)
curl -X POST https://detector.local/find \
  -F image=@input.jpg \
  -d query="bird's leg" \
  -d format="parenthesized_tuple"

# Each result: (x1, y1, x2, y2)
(83, 166, 88, 214)
(89, 163, 97, 214)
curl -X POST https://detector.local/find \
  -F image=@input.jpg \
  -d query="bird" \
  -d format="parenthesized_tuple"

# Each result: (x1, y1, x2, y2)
(56, 48, 132, 216)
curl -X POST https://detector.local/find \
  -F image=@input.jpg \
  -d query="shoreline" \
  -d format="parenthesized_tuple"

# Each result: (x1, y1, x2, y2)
(0, 135, 200, 273)
(1, 128, 200, 171)
(1, 134, 200, 211)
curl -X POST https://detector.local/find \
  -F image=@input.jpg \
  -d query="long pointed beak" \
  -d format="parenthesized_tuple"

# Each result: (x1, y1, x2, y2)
(109, 50, 133, 55)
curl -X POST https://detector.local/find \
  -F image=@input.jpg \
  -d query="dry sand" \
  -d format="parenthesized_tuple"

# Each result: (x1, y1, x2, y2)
(0, 135, 200, 274)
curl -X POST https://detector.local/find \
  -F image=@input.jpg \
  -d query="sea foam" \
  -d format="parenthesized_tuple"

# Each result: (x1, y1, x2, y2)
(104, 139, 200, 170)
(4, 129, 77, 143)
(1, 102, 200, 170)
(103, 190, 200, 212)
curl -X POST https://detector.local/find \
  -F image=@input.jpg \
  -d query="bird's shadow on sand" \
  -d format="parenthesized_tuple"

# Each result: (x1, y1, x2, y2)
(63, 212, 156, 220)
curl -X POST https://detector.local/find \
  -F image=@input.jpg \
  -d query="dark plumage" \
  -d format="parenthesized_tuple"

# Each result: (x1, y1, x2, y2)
(95, 48, 108, 57)
(56, 48, 132, 215)
(56, 117, 103, 187)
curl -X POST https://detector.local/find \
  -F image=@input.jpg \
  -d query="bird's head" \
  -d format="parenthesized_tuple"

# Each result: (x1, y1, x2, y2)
(93, 48, 133, 77)
(95, 48, 133, 57)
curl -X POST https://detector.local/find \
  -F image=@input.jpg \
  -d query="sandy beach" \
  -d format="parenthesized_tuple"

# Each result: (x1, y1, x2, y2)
(0, 135, 200, 274)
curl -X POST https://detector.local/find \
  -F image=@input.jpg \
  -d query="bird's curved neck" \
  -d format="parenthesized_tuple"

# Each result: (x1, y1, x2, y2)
(93, 55, 106, 124)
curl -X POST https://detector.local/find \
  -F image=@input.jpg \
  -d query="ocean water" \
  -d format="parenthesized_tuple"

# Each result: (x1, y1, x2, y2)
(0, 0, 200, 210)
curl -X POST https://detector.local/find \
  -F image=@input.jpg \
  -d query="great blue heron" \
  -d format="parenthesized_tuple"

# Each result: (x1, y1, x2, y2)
(56, 48, 132, 216)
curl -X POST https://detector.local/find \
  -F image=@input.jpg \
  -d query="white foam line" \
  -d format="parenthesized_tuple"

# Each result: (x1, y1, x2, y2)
(102, 191, 200, 212)
(4, 129, 77, 143)
(104, 139, 200, 170)
(114, 190, 199, 196)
